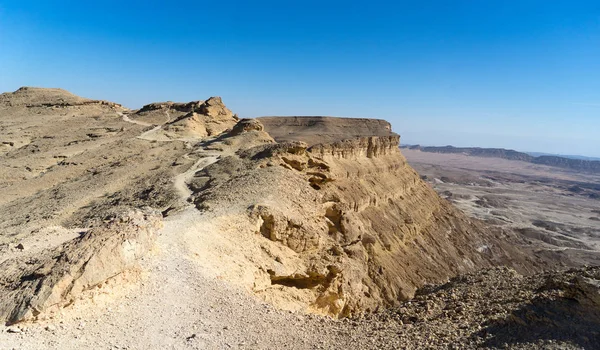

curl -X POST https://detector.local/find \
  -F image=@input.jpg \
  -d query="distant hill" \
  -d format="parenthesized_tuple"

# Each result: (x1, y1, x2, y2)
(526, 152, 600, 161)
(404, 145, 533, 162)
(532, 155, 600, 173)
(402, 145, 600, 174)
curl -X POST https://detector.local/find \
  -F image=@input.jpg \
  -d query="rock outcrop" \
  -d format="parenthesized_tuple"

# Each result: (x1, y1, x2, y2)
(133, 97, 238, 139)
(189, 118, 535, 317)
(0, 208, 161, 325)
(258, 116, 395, 145)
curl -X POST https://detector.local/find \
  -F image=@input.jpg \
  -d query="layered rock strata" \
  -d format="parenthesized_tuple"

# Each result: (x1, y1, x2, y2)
(190, 118, 535, 317)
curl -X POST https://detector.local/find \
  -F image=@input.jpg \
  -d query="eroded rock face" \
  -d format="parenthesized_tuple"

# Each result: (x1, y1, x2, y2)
(157, 97, 238, 138)
(230, 118, 264, 136)
(191, 118, 534, 317)
(258, 116, 395, 146)
(0, 208, 161, 325)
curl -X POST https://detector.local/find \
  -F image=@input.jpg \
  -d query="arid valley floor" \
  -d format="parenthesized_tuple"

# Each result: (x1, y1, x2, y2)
(402, 149, 600, 267)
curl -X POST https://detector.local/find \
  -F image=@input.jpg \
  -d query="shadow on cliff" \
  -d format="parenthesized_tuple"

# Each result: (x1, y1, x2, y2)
(473, 296, 600, 349)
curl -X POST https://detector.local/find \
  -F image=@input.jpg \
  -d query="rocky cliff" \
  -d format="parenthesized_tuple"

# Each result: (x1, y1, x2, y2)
(188, 118, 535, 317)
(258, 116, 396, 145)
(532, 155, 600, 173)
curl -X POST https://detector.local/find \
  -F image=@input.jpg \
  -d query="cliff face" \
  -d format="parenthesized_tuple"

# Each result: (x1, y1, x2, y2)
(258, 116, 396, 146)
(189, 118, 534, 317)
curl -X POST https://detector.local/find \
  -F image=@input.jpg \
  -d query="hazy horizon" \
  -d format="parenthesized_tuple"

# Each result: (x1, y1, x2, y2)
(1, 1, 599, 157)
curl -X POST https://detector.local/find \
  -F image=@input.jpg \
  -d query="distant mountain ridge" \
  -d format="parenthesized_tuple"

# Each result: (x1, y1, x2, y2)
(526, 152, 600, 161)
(402, 145, 600, 174)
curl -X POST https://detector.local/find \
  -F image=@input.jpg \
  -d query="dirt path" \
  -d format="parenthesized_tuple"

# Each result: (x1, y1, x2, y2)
(173, 155, 220, 201)
(118, 110, 173, 142)
(0, 207, 346, 350)
(120, 112, 153, 127)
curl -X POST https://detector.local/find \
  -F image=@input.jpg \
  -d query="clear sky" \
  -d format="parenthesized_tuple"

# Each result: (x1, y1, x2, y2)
(1, 1, 599, 156)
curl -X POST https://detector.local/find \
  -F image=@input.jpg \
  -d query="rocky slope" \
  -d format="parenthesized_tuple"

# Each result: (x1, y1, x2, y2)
(0, 87, 238, 324)
(131, 97, 238, 140)
(352, 266, 600, 349)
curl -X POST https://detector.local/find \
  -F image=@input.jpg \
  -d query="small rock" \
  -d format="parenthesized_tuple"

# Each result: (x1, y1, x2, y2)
(6, 326, 22, 333)
(16, 243, 24, 250)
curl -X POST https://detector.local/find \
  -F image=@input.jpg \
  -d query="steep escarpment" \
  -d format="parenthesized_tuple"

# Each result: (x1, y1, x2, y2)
(258, 116, 395, 145)
(188, 118, 535, 317)
(0, 89, 596, 347)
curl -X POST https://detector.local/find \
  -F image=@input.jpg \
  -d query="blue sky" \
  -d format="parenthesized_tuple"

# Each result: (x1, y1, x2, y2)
(1, 1, 599, 156)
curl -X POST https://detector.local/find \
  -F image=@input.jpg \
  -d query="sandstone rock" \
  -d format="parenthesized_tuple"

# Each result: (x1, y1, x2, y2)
(160, 97, 237, 139)
(191, 118, 534, 318)
(0, 208, 162, 325)
(6, 326, 22, 333)
(230, 119, 265, 136)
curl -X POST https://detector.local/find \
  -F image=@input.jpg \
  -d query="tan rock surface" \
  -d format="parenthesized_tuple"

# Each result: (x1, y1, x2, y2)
(187, 119, 537, 317)
(0, 208, 161, 324)
(1, 88, 593, 349)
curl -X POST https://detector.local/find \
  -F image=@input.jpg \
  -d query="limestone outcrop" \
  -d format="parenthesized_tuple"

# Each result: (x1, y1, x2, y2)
(258, 116, 395, 145)
(189, 118, 535, 317)
(133, 97, 238, 138)
(0, 208, 161, 325)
